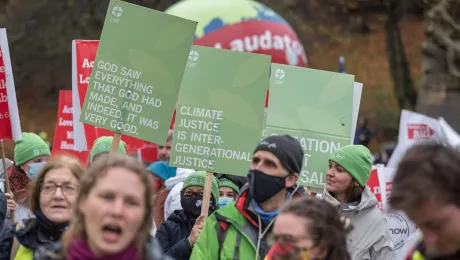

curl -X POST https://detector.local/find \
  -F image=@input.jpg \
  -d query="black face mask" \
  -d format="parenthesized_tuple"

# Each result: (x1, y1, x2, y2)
(180, 193, 215, 219)
(248, 169, 288, 203)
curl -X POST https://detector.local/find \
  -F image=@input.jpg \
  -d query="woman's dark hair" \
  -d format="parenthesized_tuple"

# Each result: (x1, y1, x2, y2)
(391, 143, 460, 210)
(344, 182, 364, 203)
(280, 197, 351, 260)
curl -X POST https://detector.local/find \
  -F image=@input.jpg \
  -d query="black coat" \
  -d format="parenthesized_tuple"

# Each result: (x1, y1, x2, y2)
(156, 210, 195, 260)
(0, 190, 6, 233)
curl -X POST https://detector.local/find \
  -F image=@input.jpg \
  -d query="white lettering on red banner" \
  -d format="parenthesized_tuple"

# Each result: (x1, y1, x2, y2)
(407, 124, 435, 140)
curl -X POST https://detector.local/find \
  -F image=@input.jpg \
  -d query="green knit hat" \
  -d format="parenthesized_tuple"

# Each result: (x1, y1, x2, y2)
(14, 132, 51, 166)
(218, 178, 240, 194)
(182, 171, 220, 205)
(90, 136, 127, 162)
(329, 145, 372, 186)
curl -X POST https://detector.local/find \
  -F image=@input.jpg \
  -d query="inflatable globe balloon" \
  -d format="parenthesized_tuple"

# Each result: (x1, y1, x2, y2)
(166, 0, 308, 67)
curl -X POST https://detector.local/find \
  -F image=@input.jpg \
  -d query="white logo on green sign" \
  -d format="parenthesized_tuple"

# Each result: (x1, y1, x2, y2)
(189, 51, 199, 62)
(112, 6, 123, 17)
(187, 50, 199, 68)
(275, 69, 285, 80)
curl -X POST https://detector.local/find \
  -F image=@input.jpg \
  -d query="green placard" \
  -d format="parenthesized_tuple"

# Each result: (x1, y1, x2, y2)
(79, 0, 197, 144)
(170, 46, 270, 175)
(264, 64, 355, 188)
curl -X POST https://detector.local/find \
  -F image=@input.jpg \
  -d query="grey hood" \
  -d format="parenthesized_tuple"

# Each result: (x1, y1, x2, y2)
(323, 186, 378, 213)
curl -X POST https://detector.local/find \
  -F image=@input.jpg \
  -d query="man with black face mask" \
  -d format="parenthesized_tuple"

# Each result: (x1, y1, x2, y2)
(190, 134, 308, 260)
(156, 171, 219, 260)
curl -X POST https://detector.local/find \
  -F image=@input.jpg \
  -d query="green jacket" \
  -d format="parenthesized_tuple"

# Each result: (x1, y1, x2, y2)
(190, 185, 307, 260)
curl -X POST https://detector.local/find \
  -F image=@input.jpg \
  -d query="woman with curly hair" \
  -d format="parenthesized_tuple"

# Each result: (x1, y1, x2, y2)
(265, 196, 351, 260)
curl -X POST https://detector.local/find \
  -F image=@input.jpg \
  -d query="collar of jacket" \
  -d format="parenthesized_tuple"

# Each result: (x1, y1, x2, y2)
(234, 183, 307, 228)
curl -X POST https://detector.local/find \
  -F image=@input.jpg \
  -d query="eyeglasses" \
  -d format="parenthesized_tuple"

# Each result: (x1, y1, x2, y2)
(40, 183, 79, 196)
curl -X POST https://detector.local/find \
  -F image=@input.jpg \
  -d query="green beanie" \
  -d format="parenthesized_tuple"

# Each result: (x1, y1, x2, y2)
(182, 171, 220, 205)
(14, 132, 51, 166)
(90, 136, 127, 162)
(329, 145, 372, 187)
(218, 178, 240, 194)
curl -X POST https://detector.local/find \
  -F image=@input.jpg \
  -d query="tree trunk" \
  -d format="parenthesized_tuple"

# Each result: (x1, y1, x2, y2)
(416, 0, 460, 131)
(385, 0, 417, 110)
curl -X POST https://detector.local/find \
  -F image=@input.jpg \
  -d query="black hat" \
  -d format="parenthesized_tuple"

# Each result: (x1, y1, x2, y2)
(254, 135, 304, 174)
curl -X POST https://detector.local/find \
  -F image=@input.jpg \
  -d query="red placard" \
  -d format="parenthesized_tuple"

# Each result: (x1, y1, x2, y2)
(0, 44, 12, 140)
(52, 90, 89, 165)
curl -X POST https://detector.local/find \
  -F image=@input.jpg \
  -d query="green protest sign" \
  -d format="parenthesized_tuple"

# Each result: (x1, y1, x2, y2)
(264, 64, 355, 188)
(170, 46, 270, 175)
(79, 0, 197, 144)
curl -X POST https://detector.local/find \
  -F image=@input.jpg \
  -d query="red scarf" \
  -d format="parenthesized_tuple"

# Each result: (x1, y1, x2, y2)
(67, 237, 140, 260)
(7, 165, 29, 202)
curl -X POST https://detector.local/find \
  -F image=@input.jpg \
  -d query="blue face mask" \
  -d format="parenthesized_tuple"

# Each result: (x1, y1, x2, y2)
(26, 162, 47, 180)
(218, 197, 234, 208)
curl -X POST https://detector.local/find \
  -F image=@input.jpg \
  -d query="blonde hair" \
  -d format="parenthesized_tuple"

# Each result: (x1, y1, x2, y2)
(29, 155, 84, 213)
(61, 154, 153, 257)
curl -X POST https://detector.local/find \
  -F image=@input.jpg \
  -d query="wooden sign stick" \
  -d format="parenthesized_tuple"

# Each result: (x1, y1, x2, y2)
(200, 172, 214, 222)
(111, 133, 122, 154)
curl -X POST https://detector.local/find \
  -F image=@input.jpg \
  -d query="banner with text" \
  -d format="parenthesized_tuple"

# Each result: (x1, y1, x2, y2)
(170, 46, 270, 174)
(264, 64, 354, 188)
(387, 110, 443, 168)
(376, 166, 418, 260)
(52, 91, 89, 164)
(366, 166, 384, 210)
(0, 29, 21, 141)
(79, 0, 197, 144)
(72, 40, 146, 151)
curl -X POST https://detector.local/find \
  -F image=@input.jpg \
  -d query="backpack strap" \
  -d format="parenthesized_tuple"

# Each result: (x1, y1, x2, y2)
(216, 219, 229, 260)
(10, 221, 25, 260)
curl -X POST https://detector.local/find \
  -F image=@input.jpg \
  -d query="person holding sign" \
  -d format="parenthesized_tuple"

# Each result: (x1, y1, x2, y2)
(190, 135, 307, 260)
(88, 136, 127, 165)
(390, 144, 460, 260)
(323, 145, 395, 259)
(162, 168, 195, 223)
(7, 133, 51, 222)
(265, 196, 351, 260)
(156, 171, 219, 260)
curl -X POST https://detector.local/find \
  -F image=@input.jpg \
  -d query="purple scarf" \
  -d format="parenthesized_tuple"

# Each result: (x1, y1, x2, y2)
(67, 238, 139, 260)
